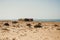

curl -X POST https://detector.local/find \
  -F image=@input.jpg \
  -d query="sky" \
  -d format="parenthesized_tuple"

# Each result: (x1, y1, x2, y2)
(0, 0, 60, 19)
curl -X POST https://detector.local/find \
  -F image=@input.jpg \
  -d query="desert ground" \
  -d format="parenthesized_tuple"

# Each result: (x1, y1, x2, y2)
(0, 19, 60, 40)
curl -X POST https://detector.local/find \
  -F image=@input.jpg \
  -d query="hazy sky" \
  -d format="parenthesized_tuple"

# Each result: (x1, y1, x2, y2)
(0, 0, 60, 19)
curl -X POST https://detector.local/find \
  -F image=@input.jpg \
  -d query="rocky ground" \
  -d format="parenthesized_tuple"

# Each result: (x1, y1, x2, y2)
(0, 20, 60, 40)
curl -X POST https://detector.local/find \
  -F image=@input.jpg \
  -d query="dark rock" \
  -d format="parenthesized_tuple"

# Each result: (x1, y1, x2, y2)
(34, 25, 42, 28)
(12, 38, 15, 40)
(34, 23, 42, 28)
(56, 28, 60, 30)
(4, 23, 9, 26)
(54, 24, 59, 27)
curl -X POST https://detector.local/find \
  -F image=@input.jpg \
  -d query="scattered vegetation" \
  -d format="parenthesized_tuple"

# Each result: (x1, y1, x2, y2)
(24, 18, 33, 21)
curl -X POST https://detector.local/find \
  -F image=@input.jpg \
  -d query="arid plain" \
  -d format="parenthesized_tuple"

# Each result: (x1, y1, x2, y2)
(0, 19, 60, 40)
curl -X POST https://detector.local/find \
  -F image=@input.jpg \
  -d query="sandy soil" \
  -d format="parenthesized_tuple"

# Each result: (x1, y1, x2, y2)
(0, 20, 60, 40)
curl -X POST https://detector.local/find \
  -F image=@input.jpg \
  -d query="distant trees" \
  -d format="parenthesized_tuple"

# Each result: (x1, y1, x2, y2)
(18, 18, 33, 21)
